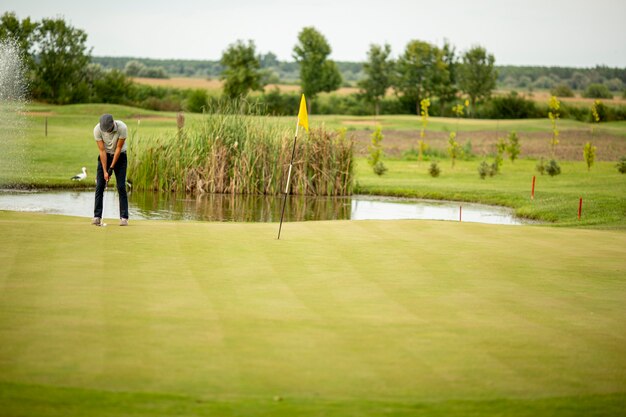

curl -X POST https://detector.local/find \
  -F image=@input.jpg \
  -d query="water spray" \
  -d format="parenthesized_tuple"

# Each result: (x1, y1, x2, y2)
(0, 38, 29, 183)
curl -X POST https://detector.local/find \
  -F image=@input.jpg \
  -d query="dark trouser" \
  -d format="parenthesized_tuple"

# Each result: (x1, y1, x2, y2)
(94, 153, 128, 219)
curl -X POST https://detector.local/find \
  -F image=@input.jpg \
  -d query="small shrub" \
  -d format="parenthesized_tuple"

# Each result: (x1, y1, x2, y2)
(545, 159, 561, 176)
(582, 84, 613, 99)
(448, 132, 461, 167)
(420, 98, 430, 139)
(583, 142, 596, 171)
(429, 162, 441, 178)
(506, 131, 521, 163)
(617, 157, 626, 174)
(536, 157, 546, 175)
(548, 96, 560, 158)
(478, 160, 489, 179)
(368, 126, 387, 176)
(373, 161, 388, 176)
(491, 155, 502, 176)
(551, 84, 574, 98)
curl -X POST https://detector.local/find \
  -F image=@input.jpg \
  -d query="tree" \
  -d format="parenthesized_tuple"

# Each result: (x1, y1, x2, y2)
(582, 83, 613, 99)
(394, 40, 442, 114)
(293, 27, 342, 112)
(92, 69, 133, 104)
(32, 17, 91, 103)
(437, 40, 458, 115)
(358, 43, 393, 116)
(124, 60, 145, 77)
(458, 46, 497, 111)
(367, 126, 387, 175)
(0, 12, 38, 70)
(220, 39, 264, 99)
(260, 52, 279, 68)
(583, 142, 596, 171)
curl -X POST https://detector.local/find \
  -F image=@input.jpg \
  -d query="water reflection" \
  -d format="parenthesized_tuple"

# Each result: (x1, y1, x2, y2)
(0, 190, 528, 225)
(131, 192, 352, 222)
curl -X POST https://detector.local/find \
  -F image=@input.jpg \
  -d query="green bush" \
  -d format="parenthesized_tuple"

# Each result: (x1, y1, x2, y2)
(373, 161, 388, 176)
(91, 69, 133, 104)
(551, 84, 574, 97)
(185, 89, 208, 113)
(428, 162, 441, 177)
(480, 91, 540, 119)
(617, 157, 626, 174)
(582, 84, 613, 99)
(258, 88, 300, 115)
(478, 160, 489, 179)
(546, 159, 561, 176)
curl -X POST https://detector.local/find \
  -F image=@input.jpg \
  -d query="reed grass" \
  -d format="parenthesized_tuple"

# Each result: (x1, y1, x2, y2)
(129, 102, 354, 196)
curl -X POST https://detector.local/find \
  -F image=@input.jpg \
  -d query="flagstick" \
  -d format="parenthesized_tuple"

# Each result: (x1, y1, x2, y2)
(277, 122, 300, 240)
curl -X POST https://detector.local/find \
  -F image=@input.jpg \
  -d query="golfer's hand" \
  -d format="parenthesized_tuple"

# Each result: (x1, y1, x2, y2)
(104, 171, 110, 182)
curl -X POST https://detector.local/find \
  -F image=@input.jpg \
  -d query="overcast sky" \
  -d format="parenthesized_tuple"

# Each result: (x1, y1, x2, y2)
(4, 0, 625, 67)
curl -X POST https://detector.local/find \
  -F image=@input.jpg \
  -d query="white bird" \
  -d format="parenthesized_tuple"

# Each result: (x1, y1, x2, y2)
(71, 167, 87, 181)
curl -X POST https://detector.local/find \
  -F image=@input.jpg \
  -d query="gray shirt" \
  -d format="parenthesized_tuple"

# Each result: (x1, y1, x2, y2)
(94, 120, 128, 154)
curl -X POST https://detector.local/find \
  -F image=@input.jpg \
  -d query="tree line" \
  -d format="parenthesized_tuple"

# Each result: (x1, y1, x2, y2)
(2, 11, 625, 119)
(218, 27, 497, 116)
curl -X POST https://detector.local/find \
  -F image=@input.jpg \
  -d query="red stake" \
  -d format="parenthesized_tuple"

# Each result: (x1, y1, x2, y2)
(459, 205, 462, 222)
(531, 175, 536, 200)
(578, 197, 583, 220)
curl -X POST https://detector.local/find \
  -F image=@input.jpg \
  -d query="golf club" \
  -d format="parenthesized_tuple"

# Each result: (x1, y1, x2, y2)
(98, 167, 113, 227)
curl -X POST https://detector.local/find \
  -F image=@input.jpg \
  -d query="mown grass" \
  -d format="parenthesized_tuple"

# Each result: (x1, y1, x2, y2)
(0, 212, 625, 416)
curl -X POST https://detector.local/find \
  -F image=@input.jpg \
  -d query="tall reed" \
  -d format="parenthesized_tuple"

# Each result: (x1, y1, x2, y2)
(129, 103, 354, 196)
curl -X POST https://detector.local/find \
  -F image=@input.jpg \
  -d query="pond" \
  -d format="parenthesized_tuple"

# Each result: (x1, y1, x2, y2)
(0, 190, 529, 225)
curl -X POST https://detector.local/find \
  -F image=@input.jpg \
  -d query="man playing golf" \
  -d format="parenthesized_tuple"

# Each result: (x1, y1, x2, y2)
(92, 113, 129, 226)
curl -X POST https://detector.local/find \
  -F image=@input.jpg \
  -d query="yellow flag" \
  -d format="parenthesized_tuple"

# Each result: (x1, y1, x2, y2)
(297, 94, 309, 133)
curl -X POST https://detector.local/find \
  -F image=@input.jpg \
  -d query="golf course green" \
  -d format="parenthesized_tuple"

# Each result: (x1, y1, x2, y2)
(1, 212, 625, 416)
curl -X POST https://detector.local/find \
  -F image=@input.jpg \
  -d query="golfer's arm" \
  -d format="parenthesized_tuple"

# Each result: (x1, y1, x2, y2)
(97, 141, 107, 171)
(110, 139, 125, 170)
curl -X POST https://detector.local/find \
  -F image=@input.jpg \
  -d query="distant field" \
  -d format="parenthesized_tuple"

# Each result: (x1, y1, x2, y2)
(132, 77, 359, 95)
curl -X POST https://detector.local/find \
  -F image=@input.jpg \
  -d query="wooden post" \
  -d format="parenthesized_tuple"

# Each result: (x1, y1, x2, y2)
(531, 175, 536, 200)
(578, 197, 583, 220)
(459, 205, 462, 222)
